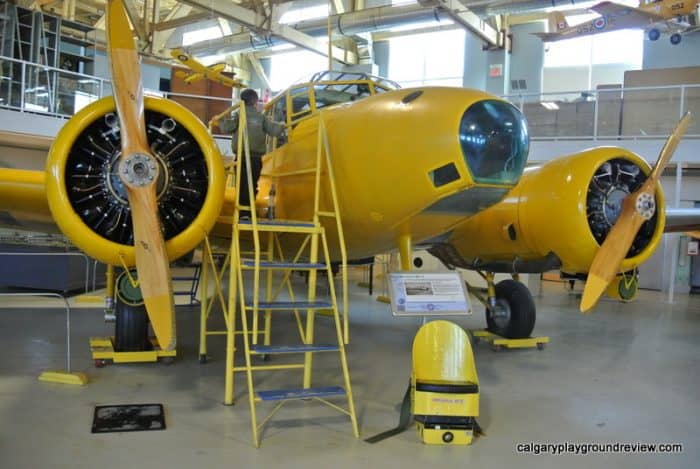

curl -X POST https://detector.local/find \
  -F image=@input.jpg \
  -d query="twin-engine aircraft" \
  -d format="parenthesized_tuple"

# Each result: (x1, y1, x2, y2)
(0, 0, 694, 350)
(535, 0, 700, 45)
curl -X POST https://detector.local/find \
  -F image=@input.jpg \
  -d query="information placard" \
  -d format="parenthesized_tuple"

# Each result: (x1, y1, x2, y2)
(387, 272, 471, 316)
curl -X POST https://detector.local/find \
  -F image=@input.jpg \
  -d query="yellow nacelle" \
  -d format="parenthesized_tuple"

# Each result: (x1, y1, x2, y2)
(45, 96, 226, 267)
(446, 147, 666, 274)
(259, 87, 527, 260)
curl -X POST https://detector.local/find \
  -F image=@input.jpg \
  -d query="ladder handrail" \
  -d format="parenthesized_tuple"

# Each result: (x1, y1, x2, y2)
(317, 115, 350, 344)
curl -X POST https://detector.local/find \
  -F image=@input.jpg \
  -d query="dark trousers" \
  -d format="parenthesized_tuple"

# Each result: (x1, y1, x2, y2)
(239, 153, 263, 211)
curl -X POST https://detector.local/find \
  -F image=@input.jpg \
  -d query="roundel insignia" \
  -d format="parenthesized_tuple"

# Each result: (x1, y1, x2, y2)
(558, 21, 566, 30)
(594, 17, 607, 29)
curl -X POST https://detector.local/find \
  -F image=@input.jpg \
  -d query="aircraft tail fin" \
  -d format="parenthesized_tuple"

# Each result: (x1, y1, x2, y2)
(548, 11, 569, 32)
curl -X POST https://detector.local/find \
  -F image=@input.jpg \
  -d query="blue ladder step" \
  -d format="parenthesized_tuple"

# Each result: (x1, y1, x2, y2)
(242, 260, 326, 270)
(245, 301, 332, 310)
(250, 344, 339, 354)
(238, 219, 317, 232)
(256, 386, 346, 401)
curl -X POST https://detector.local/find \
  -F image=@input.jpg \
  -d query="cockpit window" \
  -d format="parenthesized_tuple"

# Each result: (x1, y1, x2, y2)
(459, 100, 529, 185)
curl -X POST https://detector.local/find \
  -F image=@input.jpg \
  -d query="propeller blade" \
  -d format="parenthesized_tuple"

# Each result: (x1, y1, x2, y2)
(107, 0, 175, 349)
(580, 112, 692, 313)
(107, 0, 149, 156)
(649, 111, 692, 183)
(129, 183, 176, 351)
(580, 196, 648, 312)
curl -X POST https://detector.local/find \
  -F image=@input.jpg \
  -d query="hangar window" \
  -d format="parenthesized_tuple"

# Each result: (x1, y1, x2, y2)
(182, 24, 224, 47)
(543, 28, 643, 92)
(388, 28, 465, 88)
(279, 4, 329, 24)
(270, 50, 328, 91)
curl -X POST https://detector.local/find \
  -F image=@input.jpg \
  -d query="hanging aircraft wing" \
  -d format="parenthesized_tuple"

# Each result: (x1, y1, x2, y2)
(590, 1, 665, 22)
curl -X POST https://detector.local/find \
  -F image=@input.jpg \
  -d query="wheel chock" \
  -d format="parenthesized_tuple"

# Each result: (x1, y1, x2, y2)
(38, 370, 89, 386)
(472, 330, 549, 351)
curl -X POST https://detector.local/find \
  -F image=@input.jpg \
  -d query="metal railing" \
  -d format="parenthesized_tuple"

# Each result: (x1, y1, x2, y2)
(0, 292, 75, 373)
(0, 54, 234, 121)
(0, 55, 105, 118)
(1, 54, 697, 142)
(503, 84, 700, 141)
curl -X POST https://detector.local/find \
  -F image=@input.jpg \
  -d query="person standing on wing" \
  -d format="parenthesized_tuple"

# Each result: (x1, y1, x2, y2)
(219, 88, 285, 215)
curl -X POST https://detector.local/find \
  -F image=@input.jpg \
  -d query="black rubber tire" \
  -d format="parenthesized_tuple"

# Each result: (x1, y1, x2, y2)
(114, 298, 151, 352)
(486, 279, 536, 339)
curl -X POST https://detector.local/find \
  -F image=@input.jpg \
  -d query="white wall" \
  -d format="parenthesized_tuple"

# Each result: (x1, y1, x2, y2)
(643, 33, 700, 70)
(543, 63, 631, 94)
(93, 51, 165, 92)
(529, 138, 698, 165)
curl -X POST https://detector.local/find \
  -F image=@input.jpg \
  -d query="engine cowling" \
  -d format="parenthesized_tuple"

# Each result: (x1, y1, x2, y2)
(45, 96, 226, 266)
(443, 147, 666, 274)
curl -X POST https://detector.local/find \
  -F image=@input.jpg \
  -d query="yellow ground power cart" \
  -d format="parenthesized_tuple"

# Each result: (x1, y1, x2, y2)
(412, 320, 480, 445)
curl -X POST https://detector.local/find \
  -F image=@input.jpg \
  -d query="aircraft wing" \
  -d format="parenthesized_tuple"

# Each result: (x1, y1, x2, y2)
(0, 167, 56, 233)
(591, 1, 665, 22)
(532, 32, 566, 42)
(664, 208, 700, 232)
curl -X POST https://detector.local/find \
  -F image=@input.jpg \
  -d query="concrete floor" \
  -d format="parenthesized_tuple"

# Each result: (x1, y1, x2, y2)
(0, 278, 698, 469)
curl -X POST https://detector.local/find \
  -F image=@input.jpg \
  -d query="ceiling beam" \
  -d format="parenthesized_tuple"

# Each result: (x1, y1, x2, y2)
(332, 0, 345, 15)
(153, 10, 208, 32)
(420, 0, 499, 46)
(152, 4, 194, 53)
(246, 53, 273, 91)
(177, 0, 357, 64)
(123, 0, 148, 43)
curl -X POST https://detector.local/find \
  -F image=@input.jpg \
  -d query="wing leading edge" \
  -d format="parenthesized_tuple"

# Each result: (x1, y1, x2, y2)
(0, 168, 55, 232)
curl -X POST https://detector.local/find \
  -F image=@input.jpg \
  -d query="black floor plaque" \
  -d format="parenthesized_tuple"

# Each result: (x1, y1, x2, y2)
(92, 403, 166, 433)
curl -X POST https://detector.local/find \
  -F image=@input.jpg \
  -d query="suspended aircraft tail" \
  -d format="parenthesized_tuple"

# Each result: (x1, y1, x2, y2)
(532, 11, 570, 41)
(548, 11, 569, 32)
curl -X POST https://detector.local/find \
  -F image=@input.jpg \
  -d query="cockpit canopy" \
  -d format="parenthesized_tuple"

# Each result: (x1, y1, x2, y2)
(266, 71, 400, 127)
(459, 99, 529, 185)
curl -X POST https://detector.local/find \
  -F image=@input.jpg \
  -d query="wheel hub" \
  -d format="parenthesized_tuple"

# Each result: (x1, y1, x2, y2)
(635, 192, 656, 220)
(121, 153, 157, 187)
(489, 299, 511, 330)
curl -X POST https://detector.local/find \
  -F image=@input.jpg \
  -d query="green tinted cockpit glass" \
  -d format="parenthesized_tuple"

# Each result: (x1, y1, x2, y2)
(459, 100, 529, 185)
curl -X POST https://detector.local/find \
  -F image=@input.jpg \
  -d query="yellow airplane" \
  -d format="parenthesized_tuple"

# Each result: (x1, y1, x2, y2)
(0, 0, 694, 350)
(535, 0, 700, 45)
(171, 48, 245, 89)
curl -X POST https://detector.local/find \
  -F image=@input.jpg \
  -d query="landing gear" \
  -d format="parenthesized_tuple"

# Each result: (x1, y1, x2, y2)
(114, 271, 150, 352)
(670, 33, 682, 45)
(89, 269, 176, 365)
(648, 28, 660, 41)
(482, 275, 536, 339)
(605, 271, 638, 303)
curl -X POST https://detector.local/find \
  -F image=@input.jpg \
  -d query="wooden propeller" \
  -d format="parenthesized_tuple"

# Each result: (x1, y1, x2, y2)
(580, 112, 692, 313)
(107, 0, 175, 349)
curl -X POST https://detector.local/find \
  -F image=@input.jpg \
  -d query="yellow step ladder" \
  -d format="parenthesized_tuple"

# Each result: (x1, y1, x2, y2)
(224, 104, 358, 447)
